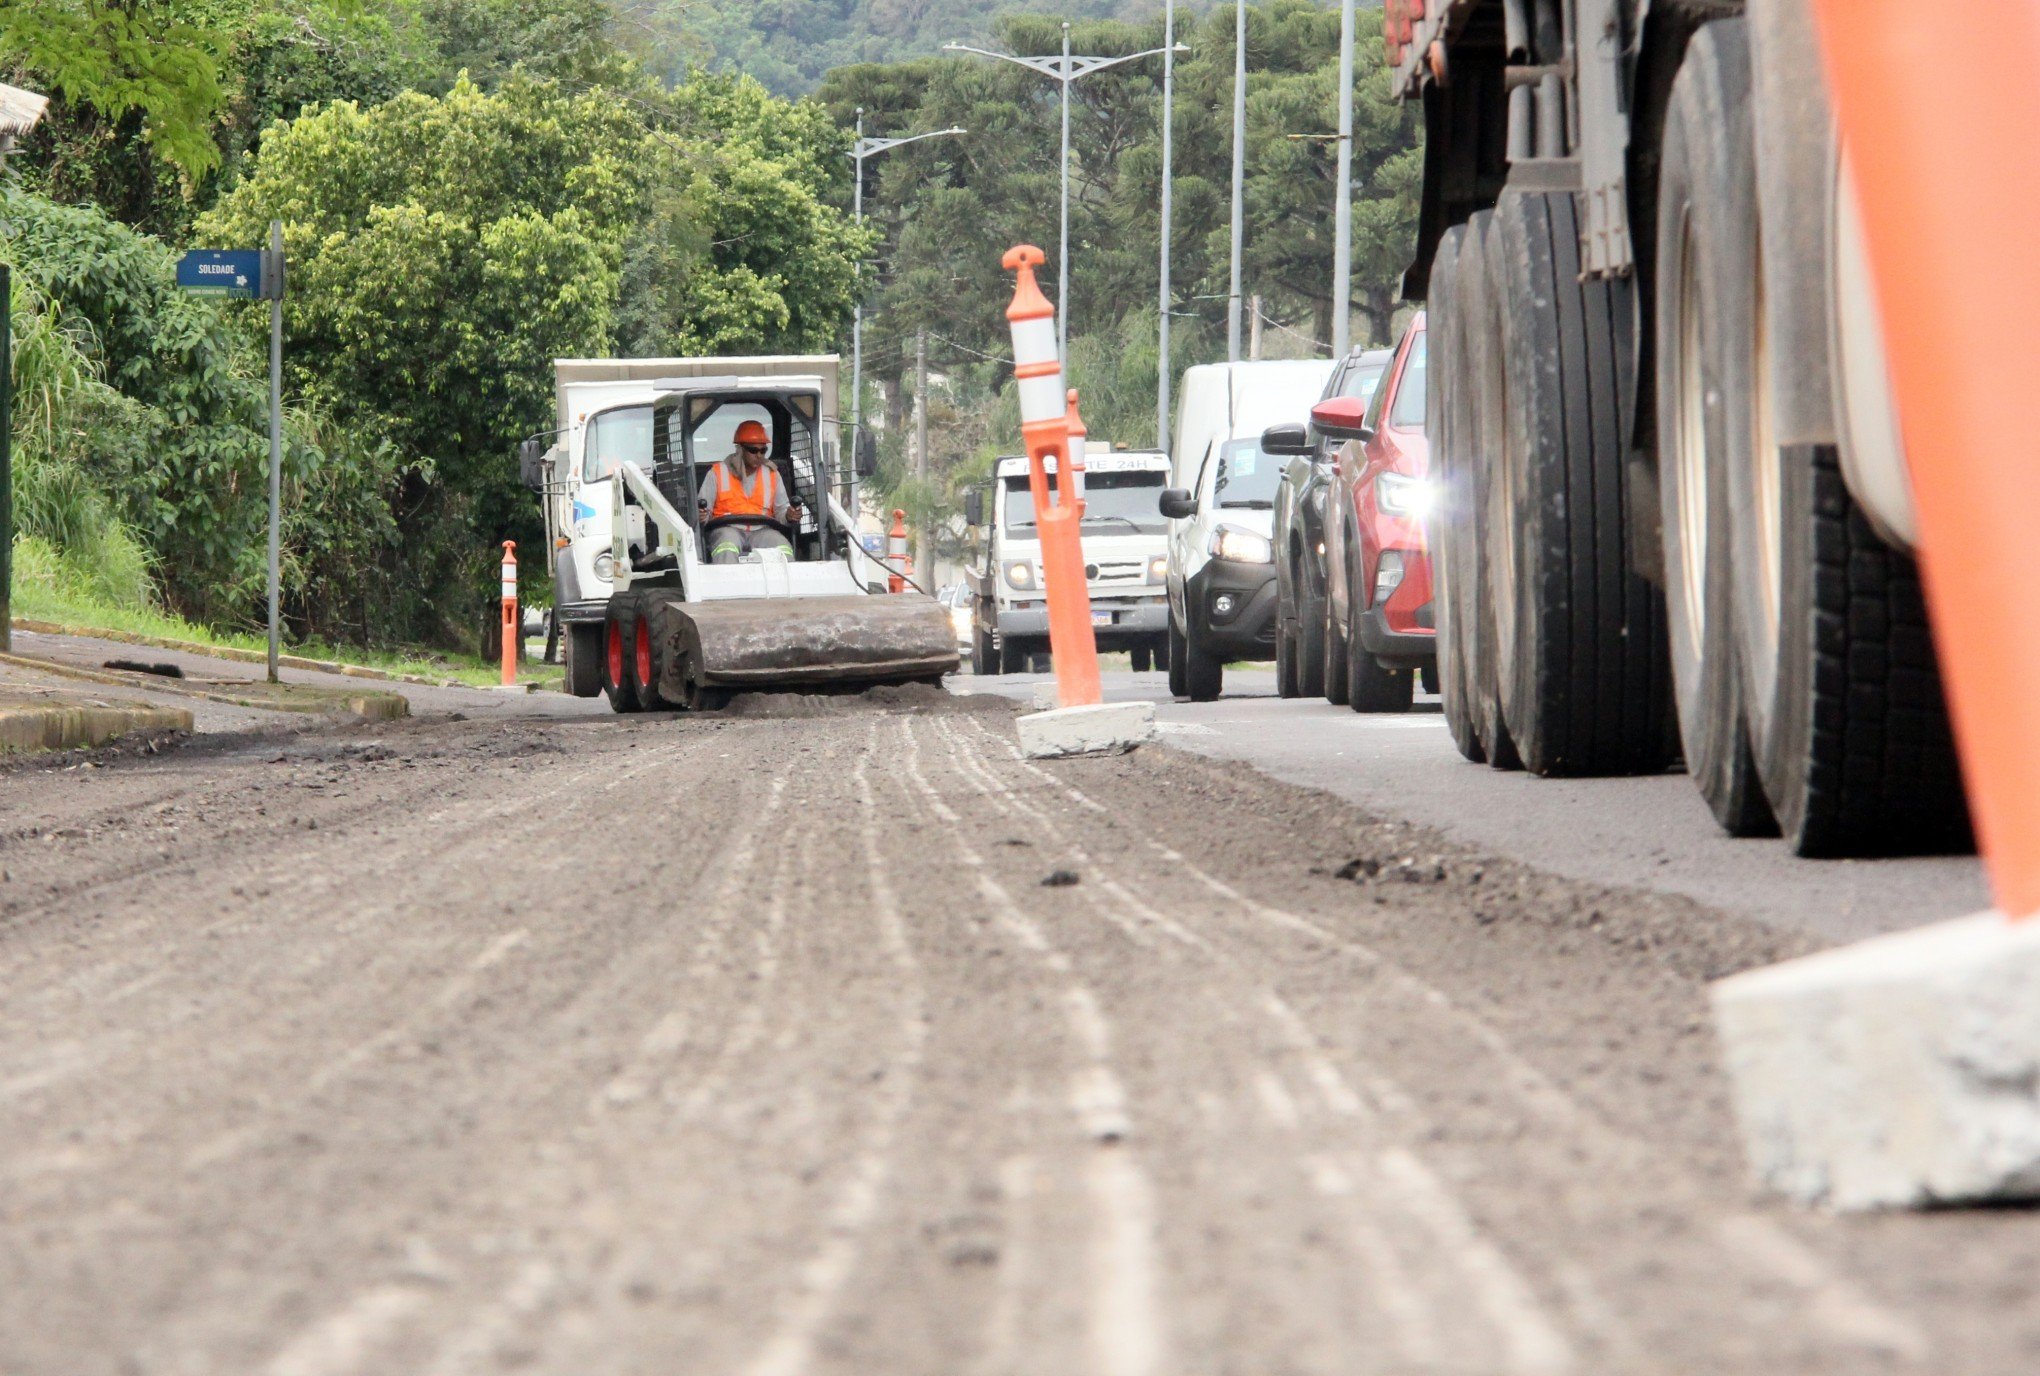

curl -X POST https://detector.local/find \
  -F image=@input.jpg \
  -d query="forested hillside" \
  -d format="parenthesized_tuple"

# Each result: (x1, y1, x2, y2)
(671, 0, 1164, 95)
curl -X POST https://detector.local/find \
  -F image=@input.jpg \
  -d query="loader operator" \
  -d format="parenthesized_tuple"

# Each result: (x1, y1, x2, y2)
(699, 419, 803, 564)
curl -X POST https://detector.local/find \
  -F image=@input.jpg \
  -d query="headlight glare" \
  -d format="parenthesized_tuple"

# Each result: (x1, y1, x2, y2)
(1146, 555, 1169, 584)
(1003, 560, 1036, 590)
(1376, 472, 1436, 520)
(1209, 526, 1274, 564)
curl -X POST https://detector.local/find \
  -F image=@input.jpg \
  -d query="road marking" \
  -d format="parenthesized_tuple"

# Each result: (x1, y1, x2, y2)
(264, 1284, 422, 1376)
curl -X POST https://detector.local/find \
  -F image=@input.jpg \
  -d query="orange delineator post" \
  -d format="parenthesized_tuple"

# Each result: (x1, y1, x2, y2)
(1002, 244, 1101, 709)
(499, 540, 518, 687)
(887, 507, 910, 593)
(1809, 2, 2040, 920)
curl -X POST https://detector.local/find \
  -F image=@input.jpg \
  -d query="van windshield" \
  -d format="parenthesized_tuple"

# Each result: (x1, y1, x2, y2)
(581, 406, 653, 482)
(1209, 438, 1280, 509)
(1003, 470, 1167, 534)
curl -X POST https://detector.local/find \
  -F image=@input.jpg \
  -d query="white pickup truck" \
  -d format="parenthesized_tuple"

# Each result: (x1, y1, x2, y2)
(962, 447, 1172, 675)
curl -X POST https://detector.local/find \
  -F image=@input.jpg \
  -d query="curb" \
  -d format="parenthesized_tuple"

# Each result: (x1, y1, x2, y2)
(8, 618, 469, 689)
(0, 653, 409, 721)
(0, 699, 193, 754)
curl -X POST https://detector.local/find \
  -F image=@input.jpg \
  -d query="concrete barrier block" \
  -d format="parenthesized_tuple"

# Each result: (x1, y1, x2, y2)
(1711, 911, 2040, 1209)
(1016, 701, 1156, 759)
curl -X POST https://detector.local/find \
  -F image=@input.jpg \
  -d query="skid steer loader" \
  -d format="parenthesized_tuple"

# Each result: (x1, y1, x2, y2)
(582, 370, 957, 712)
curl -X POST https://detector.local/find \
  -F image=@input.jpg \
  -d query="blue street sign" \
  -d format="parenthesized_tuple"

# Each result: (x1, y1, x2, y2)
(176, 249, 264, 298)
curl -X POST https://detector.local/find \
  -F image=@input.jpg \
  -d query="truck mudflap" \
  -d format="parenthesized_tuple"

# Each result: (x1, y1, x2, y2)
(647, 594, 961, 698)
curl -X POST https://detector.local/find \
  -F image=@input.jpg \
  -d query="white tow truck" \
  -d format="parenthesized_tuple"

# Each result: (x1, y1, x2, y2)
(962, 447, 1172, 675)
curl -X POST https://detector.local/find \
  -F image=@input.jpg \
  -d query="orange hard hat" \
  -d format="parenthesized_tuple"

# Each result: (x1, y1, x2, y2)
(734, 420, 770, 447)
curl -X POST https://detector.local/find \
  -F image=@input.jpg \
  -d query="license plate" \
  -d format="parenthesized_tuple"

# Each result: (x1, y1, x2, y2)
(1091, 611, 1113, 626)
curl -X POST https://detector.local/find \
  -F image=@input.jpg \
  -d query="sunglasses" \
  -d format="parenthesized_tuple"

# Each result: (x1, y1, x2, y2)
(739, 443, 769, 453)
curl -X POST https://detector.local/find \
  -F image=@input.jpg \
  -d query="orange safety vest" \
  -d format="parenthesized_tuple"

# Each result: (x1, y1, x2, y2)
(708, 458, 782, 520)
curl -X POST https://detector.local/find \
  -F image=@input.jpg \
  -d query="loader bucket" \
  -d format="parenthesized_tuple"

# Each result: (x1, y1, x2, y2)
(647, 594, 960, 699)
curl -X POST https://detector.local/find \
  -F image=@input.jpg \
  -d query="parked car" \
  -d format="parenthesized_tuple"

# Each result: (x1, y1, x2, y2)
(1160, 359, 1337, 701)
(1319, 313, 1433, 711)
(1271, 347, 1394, 699)
(936, 583, 973, 660)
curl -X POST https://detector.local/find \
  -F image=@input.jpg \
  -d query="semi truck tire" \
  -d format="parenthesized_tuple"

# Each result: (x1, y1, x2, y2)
(998, 637, 1028, 675)
(1736, 449, 1970, 856)
(1486, 189, 1671, 776)
(1427, 223, 1487, 762)
(1131, 644, 1155, 675)
(565, 622, 603, 698)
(1168, 616, 1189, 697)
(602, 607, 642, 713)
(1654, 19, 1778, 836)
(973, 617, 996, 673)
(1465, 211, 1522, 769)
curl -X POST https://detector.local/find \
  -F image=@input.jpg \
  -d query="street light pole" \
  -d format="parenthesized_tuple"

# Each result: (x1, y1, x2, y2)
(1332, 0, 1356, 358)
(945, 35, 1186, 366)
(1228, 0, 1248, 363)
(847, 114, 965, 518)
(1159, 0, 1176, 454)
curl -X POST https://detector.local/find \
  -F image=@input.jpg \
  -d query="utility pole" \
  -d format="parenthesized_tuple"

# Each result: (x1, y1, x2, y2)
(1332, 0, 1356, 358)
(1227, 0, 1248, 363)
(913, 327, 931, 587)
(849, 113, 966, 518)
(946, 32, 1185, 365)
(266, 220, 284, 683)
(1158, 0, 1177, 455)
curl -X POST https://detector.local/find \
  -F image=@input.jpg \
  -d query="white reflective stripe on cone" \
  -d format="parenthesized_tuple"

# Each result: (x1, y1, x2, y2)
(1010, 317, 1058, 363)
(1018, 374, 1066, 423)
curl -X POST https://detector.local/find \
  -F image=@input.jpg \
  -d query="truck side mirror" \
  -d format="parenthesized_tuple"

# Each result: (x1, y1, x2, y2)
(854, 427, 878, 479)
(1159, 488, 1197, 520)
(964, 487, 985, 527)
(518, 437, 548, 491)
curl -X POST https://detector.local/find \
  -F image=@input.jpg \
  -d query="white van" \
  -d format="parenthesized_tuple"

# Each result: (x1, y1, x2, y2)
(1159, 359, 1337, 700)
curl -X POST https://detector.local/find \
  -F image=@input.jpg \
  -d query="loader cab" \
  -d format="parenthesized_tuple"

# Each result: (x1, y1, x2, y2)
(645, 389, 835, 562)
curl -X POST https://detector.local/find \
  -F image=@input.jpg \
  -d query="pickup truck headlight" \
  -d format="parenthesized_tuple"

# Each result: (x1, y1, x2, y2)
(1209, 525, 1274, 564)
(1146, 555, 1169, 584)
(1003, 560, 1037, 590)
(1376, 472, 1436, 520)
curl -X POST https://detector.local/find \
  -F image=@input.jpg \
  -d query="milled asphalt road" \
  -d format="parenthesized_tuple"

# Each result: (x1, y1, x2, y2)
(960, 667, 1989, 946)
(0, 639, 2032, 1373)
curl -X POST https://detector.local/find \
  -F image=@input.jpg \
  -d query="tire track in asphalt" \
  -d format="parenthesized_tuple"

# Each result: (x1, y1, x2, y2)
(978, 719, 1927, 1366)
(893, 717, 1163, 1376)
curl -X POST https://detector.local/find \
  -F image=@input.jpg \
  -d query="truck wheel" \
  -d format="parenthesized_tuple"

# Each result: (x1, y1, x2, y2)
(999, 638, 1028, 675)
(602, 610, 642, 713)
(1420, 660, 1439, 696)
(1465, 213, 1522, 768)
(1347, 549, 1414, 712)
(565, 623, 603, 698)
(1655, 19, 1778, 837)
(973, 618, 997, 673)
(1321, 571, 1351, 706)
(1486, 190, 1672, 776)
(1131, 644, 1154, 674)
(1167, 616, 1189, 697)
(1274, 617, 1299, 697)
(1429, 223, 1487, 761)
(633, 613, 672, 711)
(1183, 623, 1224, 702)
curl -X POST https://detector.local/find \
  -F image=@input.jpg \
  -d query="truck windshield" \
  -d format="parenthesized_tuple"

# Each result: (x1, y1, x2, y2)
(1390, 334, 1428, 430)
(582, 405, 653, 482)
(1003, 471, 1167, 533)
(1210, 438, 1280, 508)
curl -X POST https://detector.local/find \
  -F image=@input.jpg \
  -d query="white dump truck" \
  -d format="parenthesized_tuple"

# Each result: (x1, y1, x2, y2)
(521, 356, 955, 708)
(962, 447, 1173, 675)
